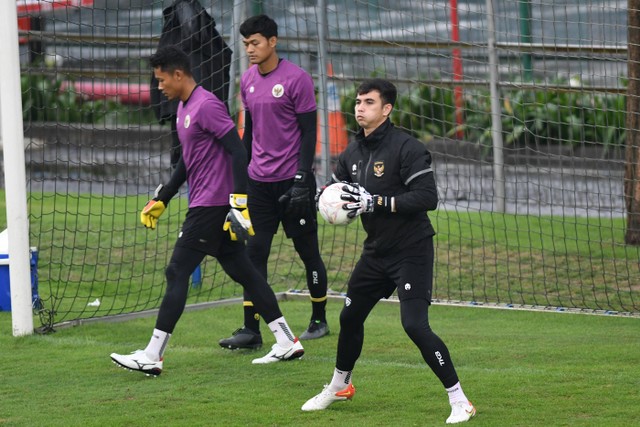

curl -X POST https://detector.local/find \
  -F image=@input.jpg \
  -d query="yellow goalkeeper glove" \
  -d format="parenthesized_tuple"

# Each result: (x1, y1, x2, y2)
(140, 199, 166, 230)
(223, 194, 255, 242)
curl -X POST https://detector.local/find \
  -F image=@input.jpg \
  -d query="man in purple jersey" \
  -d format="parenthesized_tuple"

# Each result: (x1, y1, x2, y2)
(110, 46, 305, 376)
(218, 15, 330, 350)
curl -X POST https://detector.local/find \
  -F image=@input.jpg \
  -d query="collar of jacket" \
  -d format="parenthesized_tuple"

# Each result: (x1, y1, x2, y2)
(355, 118, 393, 150)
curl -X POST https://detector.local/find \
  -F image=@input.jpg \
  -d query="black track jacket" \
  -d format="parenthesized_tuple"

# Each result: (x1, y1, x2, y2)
(334, 119, 438, 256)
(150, 0, 232, 123)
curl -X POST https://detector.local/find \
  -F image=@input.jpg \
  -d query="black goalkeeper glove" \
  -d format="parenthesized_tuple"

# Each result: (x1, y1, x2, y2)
(279, 170, 314, 217)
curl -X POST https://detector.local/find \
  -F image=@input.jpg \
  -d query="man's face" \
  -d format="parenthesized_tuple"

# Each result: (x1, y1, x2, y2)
(154, 67, 181, 100)
(242, 33, 276, 65)
(355, 90, 392, 133)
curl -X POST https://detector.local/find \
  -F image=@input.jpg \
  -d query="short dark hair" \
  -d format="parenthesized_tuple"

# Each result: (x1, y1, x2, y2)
(240, 14, 278, 39)
(149, 45, 192, 76)
(356, 78, 397, 107)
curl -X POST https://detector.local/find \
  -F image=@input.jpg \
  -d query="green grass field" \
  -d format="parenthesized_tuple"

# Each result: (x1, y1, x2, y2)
(1, 189, 636, 330)
(1, 298, 638, 426)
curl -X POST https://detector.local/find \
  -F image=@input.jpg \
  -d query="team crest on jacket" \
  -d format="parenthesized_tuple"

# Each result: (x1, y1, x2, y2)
(351, 163, 358, 175)
(373, 161, 384, 177)
(184, 114, 191, 129)
(272, 84, 284, 98)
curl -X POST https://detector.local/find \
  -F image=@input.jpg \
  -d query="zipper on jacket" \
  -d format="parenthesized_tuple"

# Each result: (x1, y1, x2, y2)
(363, 152, 373, 187)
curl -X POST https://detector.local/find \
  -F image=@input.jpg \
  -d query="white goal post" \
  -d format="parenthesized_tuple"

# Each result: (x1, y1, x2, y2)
(1, 1, 34, 337)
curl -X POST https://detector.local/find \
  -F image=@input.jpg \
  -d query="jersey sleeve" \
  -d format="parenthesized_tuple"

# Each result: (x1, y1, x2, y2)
(291, 71, 316, 115)
(394, 138, 438, 212)
(240, 80, 248, 112)
(400, 138, 434, 186)
(200, 98, 236, 140)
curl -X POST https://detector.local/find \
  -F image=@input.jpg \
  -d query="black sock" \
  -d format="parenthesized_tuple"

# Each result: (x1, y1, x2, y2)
(243, 302, 260, 334)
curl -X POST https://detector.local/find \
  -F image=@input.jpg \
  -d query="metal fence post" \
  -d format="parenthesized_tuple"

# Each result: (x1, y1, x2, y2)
(486, 0, 505, 213)
(316, 0, 330, 184)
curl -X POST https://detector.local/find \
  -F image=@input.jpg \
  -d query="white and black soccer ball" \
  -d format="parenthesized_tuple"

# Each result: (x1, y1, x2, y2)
(318, 182, 356, 225)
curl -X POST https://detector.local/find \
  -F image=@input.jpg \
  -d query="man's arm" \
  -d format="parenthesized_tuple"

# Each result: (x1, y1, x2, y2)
(220, 127, 254, 241)
(296, 110, 317, 172)
(241, 110, 253, 164)
(156, 155, 187, 204)
(394, 147, 438, 212)
(219, 128, 248, 194)
(393, 172, 438, 213)
(279, 111, 318, 216)
(140, 155, 187, 229)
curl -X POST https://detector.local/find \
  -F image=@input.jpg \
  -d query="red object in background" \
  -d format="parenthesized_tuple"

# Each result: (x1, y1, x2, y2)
(316, 63, 348, 158)
(61, 81, 152, 106)
(17, 16, 31, 44)
(16, 1, 147, 107)
(16, 0, 94, 16)
(16, 0, 94, 44)
(450, 0, 465, 139)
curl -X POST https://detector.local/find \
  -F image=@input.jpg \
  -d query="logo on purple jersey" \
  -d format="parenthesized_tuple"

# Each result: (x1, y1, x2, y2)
(272, 84, 284, 98)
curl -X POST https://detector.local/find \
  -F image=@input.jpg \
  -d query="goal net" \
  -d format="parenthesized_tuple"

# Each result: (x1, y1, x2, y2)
(11, 0, 638, 331)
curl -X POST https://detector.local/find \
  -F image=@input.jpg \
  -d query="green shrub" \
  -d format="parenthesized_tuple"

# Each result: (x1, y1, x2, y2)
(24, 72, 626, 150)
(21, 74, 156, 126)
(340, 77, 626, 150)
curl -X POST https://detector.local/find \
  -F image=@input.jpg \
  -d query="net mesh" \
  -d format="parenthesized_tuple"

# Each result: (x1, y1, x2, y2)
(10, 0, 638, 330)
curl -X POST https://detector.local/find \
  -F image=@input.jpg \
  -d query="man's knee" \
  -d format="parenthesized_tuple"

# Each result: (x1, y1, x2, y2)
(247, 233, 272, 263)
(293, 234, 320, 262)
(402, 316, 431, 340)
(165, 261, 190, 284)
(165, 262, 178, 282)
(400, 299, 431, 339)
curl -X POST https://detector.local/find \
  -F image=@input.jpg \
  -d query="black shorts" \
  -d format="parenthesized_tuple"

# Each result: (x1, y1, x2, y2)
(174, 206, 245, 257)
(247, 177, 318, 238)
(347, 238, 434, 302)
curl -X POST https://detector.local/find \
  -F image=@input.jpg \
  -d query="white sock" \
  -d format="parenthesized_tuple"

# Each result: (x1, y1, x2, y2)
(267, 316, 296, 347)
(446, 381, 469, 405)
(144, 328, 171, 361)
(329, 368, 352, 391)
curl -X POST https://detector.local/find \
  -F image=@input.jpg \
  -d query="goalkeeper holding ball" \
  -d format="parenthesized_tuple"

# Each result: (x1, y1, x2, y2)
(110, 45, 304, 376)
(302, 79, 476, 424)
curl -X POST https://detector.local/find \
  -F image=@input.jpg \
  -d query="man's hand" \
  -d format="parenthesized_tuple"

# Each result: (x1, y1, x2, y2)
(223, 194, 255, 242)
(340, 183, 394, 217)
(140, 200, 166, 229)
(340, 183, 374, 218)
(280, 170, 314, 217)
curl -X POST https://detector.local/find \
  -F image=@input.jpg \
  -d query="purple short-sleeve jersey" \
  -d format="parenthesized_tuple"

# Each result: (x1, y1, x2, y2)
(176, 86, 236, 207)
(241, 59, 316, 182)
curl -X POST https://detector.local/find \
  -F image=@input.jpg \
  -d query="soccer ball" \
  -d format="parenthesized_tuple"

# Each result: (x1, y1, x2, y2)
(318, 182, 355, 225)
